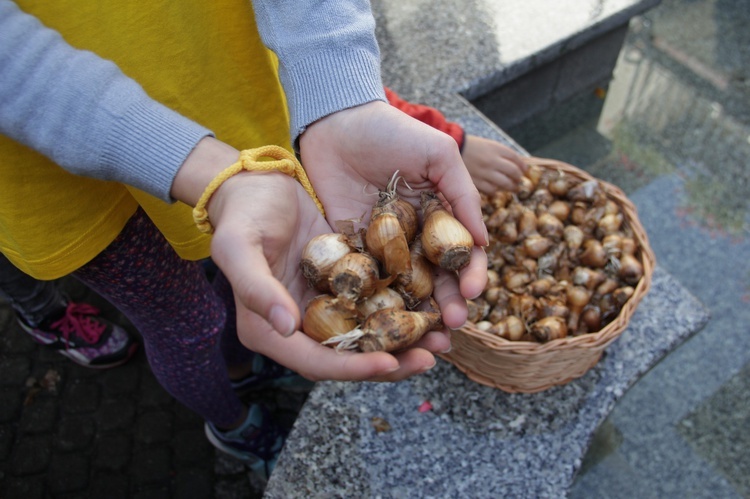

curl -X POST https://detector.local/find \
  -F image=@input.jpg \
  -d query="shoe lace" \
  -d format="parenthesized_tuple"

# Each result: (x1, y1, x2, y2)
(49, 302, 106, 347)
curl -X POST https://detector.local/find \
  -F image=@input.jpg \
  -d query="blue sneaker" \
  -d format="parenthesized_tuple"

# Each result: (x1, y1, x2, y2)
(204, 404, 286, 479)
(230, 354, 315, 394)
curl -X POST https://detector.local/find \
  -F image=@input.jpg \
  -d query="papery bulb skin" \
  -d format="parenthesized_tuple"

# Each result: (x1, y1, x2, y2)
(530, 316, 568, 342)
(356, 287, 406, 318)
(420, 191, 474, 272)
(357, 308, 443, 352)
(300, 233, 354, 292)
(302, 295, 358, 343)
(489, 315, 525, 341)
(328, 252, 380, 305)
(393, 239, 434, 309)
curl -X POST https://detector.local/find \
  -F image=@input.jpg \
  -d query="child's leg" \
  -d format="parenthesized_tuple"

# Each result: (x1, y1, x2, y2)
(0, 253, 66, 326)
(73, 208, 243, 428)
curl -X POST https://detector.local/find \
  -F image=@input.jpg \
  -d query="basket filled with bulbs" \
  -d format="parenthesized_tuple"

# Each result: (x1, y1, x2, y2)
(440, 157, 656, 393)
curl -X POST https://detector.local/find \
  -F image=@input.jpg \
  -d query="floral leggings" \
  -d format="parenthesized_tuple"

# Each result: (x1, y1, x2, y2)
(74, 208, 253, 427)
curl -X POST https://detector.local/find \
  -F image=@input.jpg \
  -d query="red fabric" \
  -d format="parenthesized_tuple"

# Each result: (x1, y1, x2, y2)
(384, 87, 465, 150)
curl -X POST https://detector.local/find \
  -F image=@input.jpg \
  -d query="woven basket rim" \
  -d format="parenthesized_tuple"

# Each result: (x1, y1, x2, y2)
(458, 156, 656, 355)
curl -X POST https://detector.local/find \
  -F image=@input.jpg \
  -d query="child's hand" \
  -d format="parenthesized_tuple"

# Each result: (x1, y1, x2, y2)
(462, 135, 527, 194)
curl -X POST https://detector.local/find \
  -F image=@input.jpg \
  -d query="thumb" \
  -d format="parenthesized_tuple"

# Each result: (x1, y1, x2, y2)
(211, 234, 300, 337)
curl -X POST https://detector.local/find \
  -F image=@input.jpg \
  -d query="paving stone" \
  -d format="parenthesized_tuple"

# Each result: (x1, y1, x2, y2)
(61, 379, 101, 414)
(11, 434, 52, 475)
(100, 361, 141, 395)
(0, 424, 13, 460)
(172, 402, 204, 430)
(132, 487, 171, 499)
(0, 388, 21, 422)
(172, 468, 213, 498)
(213, 475, 260, 499)
(0, 355, 31, 386)
(65, 361, 101, 381)
(56, 414, 96, 452)
(48, 453, 90, 494)
(1, 476, 46, 499)
(0, 325, 36, 354)
(136, 411, 173, 445)
(19, 396, 58, 434)
(96, 398, 136, 432)
(172, 428, 213, 464)
(89, 471, 130, 499)
(37, 346, 67, 365)
(138, 374, 173, 408)
(131, 446, 172, 487)
(95, 433, 132, 471)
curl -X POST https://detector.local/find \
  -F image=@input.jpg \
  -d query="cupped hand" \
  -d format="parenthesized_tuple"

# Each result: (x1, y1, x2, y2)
(299, 101, 489, 327)
(461, 135, 528, 195)
(206, 169, 448, 382)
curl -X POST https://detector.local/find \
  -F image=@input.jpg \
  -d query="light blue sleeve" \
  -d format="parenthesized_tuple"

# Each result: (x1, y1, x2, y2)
(0, 0, 212, 202)
(251, 0, 387, 145)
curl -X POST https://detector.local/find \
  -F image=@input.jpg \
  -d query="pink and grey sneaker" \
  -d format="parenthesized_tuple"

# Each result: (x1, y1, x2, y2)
(17, 302, 139, 369)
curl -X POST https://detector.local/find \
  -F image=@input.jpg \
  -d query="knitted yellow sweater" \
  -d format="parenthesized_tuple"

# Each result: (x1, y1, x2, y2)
(1, 0, 290, 279)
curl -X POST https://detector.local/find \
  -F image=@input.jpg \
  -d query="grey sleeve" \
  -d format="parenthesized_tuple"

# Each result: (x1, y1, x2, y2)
(251, 0, 387, 145)
(0, 0, 213, 202)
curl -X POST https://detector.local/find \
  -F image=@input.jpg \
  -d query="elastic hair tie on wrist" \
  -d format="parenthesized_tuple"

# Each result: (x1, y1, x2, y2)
(192, 145, 325, 234)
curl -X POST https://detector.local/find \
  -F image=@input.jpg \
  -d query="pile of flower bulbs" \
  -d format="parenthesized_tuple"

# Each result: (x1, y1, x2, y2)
(300, 174, 473, 353)
(469, 164, 644, 343)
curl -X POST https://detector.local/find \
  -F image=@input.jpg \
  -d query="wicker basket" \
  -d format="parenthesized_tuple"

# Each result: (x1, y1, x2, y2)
(440, 157, 656, 393)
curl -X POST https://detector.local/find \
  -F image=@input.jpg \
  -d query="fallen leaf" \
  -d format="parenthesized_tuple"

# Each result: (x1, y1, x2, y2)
(371, 416, 391, 433)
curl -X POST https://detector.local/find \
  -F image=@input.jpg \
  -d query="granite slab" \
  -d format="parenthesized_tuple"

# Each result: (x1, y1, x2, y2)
(264, 2, 708, 497)
(374, 0, 661, 101)
(265, 267, 709, 498)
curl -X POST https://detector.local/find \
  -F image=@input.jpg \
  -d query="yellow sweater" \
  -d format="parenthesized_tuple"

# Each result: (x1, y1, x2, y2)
(1, 1, 290, 279)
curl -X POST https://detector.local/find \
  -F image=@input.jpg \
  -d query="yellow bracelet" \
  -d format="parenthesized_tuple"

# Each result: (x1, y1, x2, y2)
(192, 145, 325, 234)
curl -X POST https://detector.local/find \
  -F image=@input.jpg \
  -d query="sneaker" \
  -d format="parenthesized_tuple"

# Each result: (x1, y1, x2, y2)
(230, 353, 315, 394)
(18, 302, 139, 369)
(204, 404, 286, 480)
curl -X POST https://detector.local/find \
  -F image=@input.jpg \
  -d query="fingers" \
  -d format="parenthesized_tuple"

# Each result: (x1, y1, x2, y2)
(241, 317, 441, 382)
(211, 230, 301, 337)
(414, 132, 488, 247)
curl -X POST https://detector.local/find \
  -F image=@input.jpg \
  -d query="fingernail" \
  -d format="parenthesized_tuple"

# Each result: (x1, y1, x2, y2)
(440, 345, 452, 354)
(419, 360, 437, 373)
(270, 305, 296, 337)
(482, 223, 490, 246)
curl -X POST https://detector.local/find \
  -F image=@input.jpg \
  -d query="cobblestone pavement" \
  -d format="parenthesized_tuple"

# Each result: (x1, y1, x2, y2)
(0, 277, 311, 498)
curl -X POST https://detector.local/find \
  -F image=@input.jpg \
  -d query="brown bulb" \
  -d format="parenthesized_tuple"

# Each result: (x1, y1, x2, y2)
(302, 295, 358, 343)
(530, 316, 568, 342)
(328, 252, 380, 306)
(356, 287, 406, 318)
(420, 191, 474, 271)
(489, 316, 525, 341)
(300, 233, 354, 292)
(393, 239, 434, 309)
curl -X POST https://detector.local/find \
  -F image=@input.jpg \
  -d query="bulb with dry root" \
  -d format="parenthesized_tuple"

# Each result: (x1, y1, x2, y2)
(488, 315, 525, 341)
(393, 239, 435, 309)
(420, 191, 474, 271)
(356, 287, 406, 318)
(365, 173, 416, 277)
(300, 233, 354, 292)
(302, 295, 359, 343)
(530, 316, 568, 342)
(328, 252, 381, 308)
(324, 307, 443, 353)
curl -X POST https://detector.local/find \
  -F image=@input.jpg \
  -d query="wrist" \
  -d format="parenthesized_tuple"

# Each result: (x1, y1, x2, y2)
(171, 137, 240, 206)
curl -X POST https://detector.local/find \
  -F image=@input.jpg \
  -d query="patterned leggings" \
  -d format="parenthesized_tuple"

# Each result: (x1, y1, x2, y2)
(74, 208, 253, 427)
